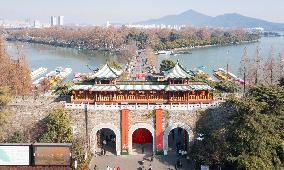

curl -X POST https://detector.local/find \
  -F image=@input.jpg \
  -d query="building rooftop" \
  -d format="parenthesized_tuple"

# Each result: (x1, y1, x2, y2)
(163, 61, 193, 79)
(72, 83, 212, 92)
(90, 63, 123, 79)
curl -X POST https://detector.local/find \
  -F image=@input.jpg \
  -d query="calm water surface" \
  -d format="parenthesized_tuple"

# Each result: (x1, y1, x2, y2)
(7, 36, 284, 79)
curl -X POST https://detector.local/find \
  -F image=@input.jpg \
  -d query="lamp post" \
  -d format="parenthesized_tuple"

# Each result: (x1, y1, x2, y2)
(84, 104, 89, 150)
(243, 72, 246, 97)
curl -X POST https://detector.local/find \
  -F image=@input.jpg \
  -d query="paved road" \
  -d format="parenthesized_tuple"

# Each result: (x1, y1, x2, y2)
(89, 153, 193, 170)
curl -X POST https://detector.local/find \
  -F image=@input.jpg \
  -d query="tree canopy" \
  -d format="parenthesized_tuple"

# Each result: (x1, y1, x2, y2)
(7, 27, 260, 51)
(159, 59, 176, 72)
(191, 85, 284, 170)
(0, 39, 31, 96)
(40, 107, 73, 143)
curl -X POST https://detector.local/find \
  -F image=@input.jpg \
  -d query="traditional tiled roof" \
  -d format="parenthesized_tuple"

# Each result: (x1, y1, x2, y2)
(163, 61, 193, 79)
(90, 64, 123, 79)
(188, 84, 213, 91)
(165, 85, 191, 91)
(90, 85, 118, 91)
(72, 85, 93, 90)
(72, 83, 212, 92)
(165, 84, 213, 91)
(117, 84, 166, 91)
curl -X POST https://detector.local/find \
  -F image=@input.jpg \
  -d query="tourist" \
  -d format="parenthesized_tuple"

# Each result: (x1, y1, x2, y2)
(148, 164, 152, 170)
(175, 159, 182, 169)
(142, 145, 145, 154)
(178, 150, 182, 156)
(116, 166, 121, 170)
(94, 165, 98, 170)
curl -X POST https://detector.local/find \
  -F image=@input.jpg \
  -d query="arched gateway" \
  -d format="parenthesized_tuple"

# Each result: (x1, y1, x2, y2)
(163, 123, 192, 155)
(90, 123, 121, 155)
(68, 62, 216, 157)
(128, 123, 155, 155)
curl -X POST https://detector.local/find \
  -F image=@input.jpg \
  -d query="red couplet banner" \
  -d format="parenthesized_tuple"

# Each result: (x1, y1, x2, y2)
(155, 109, 163, 151)
(121, 109, 129, 150)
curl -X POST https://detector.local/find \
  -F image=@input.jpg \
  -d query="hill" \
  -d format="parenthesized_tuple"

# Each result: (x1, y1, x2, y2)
(136, 9, 284, 30)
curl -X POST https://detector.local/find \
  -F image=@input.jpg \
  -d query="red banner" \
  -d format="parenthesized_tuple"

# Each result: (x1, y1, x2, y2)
(121, 109, 129, 150)
(136, 73, 145, 80)
(155, 109, 163, 151)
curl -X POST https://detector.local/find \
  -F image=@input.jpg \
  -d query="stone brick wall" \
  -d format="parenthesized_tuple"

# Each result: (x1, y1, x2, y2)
(3, 96, 201, 148)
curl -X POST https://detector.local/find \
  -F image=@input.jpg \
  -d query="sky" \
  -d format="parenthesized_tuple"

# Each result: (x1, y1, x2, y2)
(1, 0, 284, 25)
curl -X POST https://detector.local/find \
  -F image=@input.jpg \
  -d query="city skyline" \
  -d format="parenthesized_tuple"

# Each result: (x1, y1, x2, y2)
(0, 0, 284, 25)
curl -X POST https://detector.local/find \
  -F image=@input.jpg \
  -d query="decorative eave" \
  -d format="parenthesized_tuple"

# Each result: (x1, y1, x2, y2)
(90, 64, 123, 79)
(71, 83, 213, 92)
(163, 61, 193, 79)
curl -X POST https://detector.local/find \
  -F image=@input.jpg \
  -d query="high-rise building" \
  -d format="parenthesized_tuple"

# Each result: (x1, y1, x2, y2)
(106, 21, 110, 28)
(33, 20, 41, 28)
(58, 16, 64, 26)
(51, 16, 57, 26)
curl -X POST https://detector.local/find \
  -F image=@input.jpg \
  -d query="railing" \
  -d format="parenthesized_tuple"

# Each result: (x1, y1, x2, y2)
(64, 101, 221, 111)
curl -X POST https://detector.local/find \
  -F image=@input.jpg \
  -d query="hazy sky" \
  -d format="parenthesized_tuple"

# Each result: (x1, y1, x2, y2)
(1, 0, 284, 25)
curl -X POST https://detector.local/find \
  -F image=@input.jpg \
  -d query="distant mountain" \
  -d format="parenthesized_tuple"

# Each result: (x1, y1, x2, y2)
(136, 10, 284, 30)
(138, 9, 212, 26)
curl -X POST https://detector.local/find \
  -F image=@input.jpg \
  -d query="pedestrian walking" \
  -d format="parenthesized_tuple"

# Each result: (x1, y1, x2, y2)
(148, 164, 152, 170)
(94, 165, 98, 170)
(142, 145, 145, 154)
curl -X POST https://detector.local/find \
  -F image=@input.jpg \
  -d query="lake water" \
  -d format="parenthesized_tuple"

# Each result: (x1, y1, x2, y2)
(6, 36, 284, 80)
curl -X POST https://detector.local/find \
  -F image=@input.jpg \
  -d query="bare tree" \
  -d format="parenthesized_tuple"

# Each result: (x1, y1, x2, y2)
(249, 47, 263, 85)
(118, 41, 138, 66)
(0, 39, 32, 96)
(276, 53, 284, 80)
(239, 47, 250, 79)
(0, 39, 10, 87)
(144, 46, 157, 72)
(263, 46, 277, 85)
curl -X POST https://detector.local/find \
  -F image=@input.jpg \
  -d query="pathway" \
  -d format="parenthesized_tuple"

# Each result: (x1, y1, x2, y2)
(89, 153, 193, 170)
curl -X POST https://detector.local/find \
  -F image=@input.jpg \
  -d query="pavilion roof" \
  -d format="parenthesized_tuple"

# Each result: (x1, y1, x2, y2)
(72, 83, 213, 92)
(90, 64, 123, 79)
(165, 84, 213, 91)
(163, 61, 193, 79)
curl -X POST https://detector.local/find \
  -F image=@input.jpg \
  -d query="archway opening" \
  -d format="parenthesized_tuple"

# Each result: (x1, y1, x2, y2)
(96, 128, 116, 155)
(168, 127, 189, 155)
(132, 128, 153, 155)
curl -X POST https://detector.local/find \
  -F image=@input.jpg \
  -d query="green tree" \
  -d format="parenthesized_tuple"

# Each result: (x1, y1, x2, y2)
(214, 81, 239, 93)
(6, 131, 27, 143)
(191, 85, 284, 169)
(70, 139, 91, 170)
(54, 81, 74, 96)
(0, 87, 11, 124)
(0, 86, 11, 108)
(40, 107, 73, 143)
(279, 77, 284, 87)
(159, 59, 176, 72)
(0, 86, 11, 141)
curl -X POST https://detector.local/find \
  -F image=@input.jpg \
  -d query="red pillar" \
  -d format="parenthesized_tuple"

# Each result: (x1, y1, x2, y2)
(121, 109, 129, 154)
(155, 109, 163, 154)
